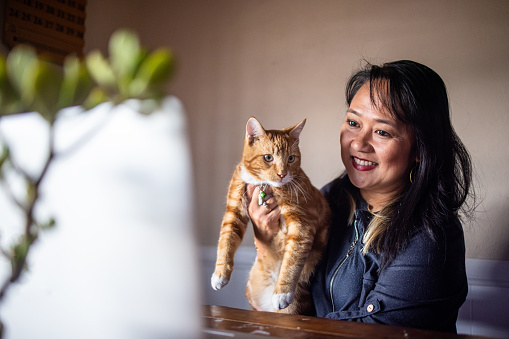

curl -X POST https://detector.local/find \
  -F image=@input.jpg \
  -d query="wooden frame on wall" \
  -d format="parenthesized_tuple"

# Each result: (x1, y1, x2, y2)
(3, 0, 87, 63)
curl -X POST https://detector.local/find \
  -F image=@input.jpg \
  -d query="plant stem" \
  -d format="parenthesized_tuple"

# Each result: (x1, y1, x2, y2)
(0, 124, 56, 301)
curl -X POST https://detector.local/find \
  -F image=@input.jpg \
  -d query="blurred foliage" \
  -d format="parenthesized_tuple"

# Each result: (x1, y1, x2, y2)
(0, 29, 175, 335)
(1, 29, 175, 121)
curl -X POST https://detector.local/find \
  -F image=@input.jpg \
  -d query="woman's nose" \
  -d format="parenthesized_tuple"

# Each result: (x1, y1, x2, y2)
(351, 130, 372, 151)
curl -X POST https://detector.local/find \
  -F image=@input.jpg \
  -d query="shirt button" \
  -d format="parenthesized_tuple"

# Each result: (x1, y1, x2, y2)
(366, 304, 374, 312)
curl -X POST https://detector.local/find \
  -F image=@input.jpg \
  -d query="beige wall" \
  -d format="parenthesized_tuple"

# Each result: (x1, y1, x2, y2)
(15, 0, 509, 260)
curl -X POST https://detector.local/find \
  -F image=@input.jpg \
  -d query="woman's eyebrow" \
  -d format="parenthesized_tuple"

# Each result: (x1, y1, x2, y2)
(347, 109, 397, 128)
(347, 108, 359, 115)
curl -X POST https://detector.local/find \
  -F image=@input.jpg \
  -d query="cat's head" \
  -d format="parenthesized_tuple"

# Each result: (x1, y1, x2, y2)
(241, 117, 306, 187)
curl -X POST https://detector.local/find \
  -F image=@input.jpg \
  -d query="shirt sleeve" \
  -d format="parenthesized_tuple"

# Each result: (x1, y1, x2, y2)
(325, 224, 468, 332)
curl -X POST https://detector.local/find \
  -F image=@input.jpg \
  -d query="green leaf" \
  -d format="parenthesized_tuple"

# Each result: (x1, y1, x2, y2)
(129, 48, 174, 98)
(58, 55, 94, 109)
(6, 45, 39, 108)
(73, 63, 94, 106)
(32, 60, 64, 122)
(109, 30, 151, 99)
(86, 51, 116, 89)
(38, 217, 56, 230)
(109, 29, 141, 78)
(0, 55, 24, 115)
(82, 87, 109, 110)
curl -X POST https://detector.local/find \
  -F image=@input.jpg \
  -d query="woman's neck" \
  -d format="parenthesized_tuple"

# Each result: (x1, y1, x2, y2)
(360, 187, 403, 213)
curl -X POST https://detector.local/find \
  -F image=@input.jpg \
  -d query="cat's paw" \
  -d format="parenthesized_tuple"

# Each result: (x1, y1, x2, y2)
(272, 292, 295, 310)
(211, 274, 229, 291)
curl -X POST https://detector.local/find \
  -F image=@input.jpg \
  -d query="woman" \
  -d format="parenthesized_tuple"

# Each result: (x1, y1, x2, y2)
(248, 60, 474, 332)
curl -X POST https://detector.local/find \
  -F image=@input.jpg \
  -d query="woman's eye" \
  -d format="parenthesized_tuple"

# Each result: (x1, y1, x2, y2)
(288, 155, 295, 163)
(376, 130, 391, 137)
(347, 119, 358, 127)
(263, 154, 274, 162)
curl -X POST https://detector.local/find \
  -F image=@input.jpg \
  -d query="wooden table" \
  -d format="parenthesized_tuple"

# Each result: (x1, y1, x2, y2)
(203, 305, 492, 338)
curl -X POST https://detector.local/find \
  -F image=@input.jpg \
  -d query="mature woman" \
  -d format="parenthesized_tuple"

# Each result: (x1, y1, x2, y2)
(248, 60, 473, 333)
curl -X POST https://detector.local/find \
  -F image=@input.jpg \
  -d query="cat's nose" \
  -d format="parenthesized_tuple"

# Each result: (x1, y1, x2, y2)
(278, 172, 287, 179)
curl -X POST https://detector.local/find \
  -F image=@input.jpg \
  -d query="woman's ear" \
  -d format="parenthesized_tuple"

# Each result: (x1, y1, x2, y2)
(413, 145, 421, 163)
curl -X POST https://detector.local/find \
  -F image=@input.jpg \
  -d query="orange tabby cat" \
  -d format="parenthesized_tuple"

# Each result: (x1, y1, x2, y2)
(211, 117, 331, 315)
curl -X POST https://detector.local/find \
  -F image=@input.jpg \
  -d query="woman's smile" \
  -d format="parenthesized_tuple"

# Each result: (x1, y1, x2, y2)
(352, 156, 378, 170)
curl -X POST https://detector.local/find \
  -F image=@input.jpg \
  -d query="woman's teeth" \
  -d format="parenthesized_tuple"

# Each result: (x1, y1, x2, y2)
(354, 157, 378, 166)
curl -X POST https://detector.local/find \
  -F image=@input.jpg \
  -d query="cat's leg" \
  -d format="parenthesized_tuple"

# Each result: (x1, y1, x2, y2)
(279, 196, 330, 314)
(211, 172, 249, 290)
(276, 281, 314, 315)
(297, 204, 330, 284)
(272, 216, 315, 310)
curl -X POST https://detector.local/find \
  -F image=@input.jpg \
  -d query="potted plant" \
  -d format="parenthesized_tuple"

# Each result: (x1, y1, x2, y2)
(0, 30, 185, 337)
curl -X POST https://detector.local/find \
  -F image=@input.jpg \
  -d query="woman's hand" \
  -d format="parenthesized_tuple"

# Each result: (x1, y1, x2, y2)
(246, 184, 281, 256)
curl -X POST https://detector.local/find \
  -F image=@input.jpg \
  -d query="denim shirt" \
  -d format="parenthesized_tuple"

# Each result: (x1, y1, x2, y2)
(311, 177, 468, 333)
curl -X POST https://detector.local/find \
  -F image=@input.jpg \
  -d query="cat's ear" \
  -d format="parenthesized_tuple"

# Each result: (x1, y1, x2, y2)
(289, 118, 306, 140)
(246, 117, 266, 145)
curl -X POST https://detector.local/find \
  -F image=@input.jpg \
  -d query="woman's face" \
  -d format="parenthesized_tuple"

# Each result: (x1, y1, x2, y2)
(340, 83, 417, 203)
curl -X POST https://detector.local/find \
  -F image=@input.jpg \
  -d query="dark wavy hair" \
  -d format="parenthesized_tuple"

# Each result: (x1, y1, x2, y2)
(344, 60, 474, 266)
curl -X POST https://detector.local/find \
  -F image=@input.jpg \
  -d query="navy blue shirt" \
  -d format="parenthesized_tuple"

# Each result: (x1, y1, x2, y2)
(311, 176, 468, 333)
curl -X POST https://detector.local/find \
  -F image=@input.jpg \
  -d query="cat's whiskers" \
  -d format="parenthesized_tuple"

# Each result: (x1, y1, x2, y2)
(288, 181, 298, 204)
(294, 175, 311, 203)
(285, 176, 309, 204)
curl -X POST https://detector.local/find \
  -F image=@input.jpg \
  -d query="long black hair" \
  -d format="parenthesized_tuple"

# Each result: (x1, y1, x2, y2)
(345, 60, 474, 266)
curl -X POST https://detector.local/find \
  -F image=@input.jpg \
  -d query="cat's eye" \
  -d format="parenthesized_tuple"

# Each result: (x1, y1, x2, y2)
(288, 155, 295, 163)
(263, 154, 274, 162)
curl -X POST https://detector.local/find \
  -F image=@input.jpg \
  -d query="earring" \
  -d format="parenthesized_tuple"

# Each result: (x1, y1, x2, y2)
(409, 166, 416, 183)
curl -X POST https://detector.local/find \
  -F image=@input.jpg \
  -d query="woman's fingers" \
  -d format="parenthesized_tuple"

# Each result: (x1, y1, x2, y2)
(246, 184, 281, 255)
(246, 184, 257, 200)
(259, 194, 277, 211)
(247, 185, 276, 211)
(246, 184, 280, 223)
(247, 185, 261, 217)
